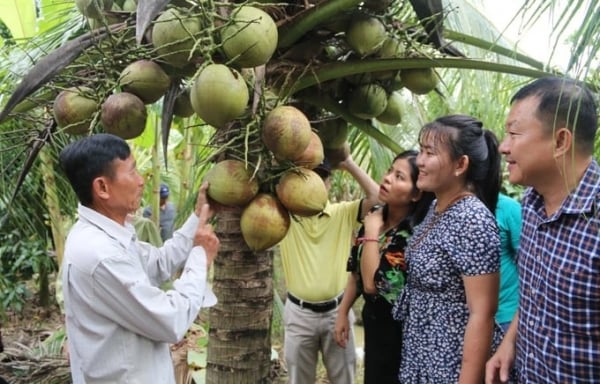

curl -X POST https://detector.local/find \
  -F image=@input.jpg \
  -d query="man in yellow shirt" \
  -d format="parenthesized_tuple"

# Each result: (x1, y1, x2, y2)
(279, 155, 379, 384)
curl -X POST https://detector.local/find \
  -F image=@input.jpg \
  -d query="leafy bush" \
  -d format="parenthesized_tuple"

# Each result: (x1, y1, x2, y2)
(0, 229, 52, 315)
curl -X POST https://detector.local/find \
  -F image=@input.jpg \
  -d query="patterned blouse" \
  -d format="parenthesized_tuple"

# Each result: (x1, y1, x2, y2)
(347, 218, 412, 304)
(392, 196, 502, 383)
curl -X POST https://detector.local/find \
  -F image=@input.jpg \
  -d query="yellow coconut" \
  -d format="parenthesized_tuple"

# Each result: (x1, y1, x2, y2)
(276, 168, 328, 216)
(204, 159, 259, 207)
(241, 193, 291, 251)
(262, 105, 312, 161)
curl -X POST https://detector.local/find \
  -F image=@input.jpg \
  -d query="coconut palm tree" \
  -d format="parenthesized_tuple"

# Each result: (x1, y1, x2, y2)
(0, 1, 598, 383)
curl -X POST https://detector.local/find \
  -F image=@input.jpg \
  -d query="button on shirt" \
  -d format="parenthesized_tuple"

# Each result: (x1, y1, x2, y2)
(516, 160, 600, 383)
(63, 204, 216, 384)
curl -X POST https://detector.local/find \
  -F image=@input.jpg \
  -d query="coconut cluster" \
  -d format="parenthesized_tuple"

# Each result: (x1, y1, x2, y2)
(342, 13, 440, 126)
(53, 2, 279, 139)
(203, 105, 334, 251)
(49, 0, 452, 251)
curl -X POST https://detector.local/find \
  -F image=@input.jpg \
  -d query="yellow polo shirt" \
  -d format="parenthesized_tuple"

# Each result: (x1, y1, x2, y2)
(279, 199, 362, 302)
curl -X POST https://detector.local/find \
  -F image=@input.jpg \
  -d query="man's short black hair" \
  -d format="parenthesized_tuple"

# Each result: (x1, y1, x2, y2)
(59, 133, 131, 206)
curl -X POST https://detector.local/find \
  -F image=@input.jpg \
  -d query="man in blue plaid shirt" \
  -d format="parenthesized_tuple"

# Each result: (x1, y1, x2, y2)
(486, 77, 599, 383)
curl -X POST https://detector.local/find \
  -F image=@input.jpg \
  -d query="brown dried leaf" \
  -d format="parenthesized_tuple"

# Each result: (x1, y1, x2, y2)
(0, 29, 110, 123)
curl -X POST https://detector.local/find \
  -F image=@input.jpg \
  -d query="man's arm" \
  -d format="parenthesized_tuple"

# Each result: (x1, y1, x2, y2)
(337, 155, 380, 220)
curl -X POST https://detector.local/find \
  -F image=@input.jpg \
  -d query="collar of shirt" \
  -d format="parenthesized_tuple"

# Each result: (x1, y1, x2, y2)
(77, 204, 137, 249)
(317, 200, 333, 217)
(525, 159, 600, 220)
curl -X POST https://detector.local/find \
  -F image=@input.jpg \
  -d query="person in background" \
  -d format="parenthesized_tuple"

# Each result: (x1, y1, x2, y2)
(393, 115, 503, 383)
(334, 150, 434, 384)
(59, 133, 219, 384)
(494, 193, 521, 332)
(131, 211, 163, 247)
(144, 183, 176, 242)
(279, 155, 380, 384)
(486, 77, 599, 383)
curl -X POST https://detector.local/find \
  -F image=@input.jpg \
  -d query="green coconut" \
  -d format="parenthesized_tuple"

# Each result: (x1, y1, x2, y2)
(101, 92, 147, 139)
(204, 159, 259, 207)
(121, 0, 137, 11)
(53, 87, 99, 135)
(241, 193, 290, 251)
(400, 68, 439, 95)
(151, 8, 204, 68)
(376, 92, 403, 125)
(76, 0, 113, 19)
(262, 105, 312, 161)
(190, 64, 249, 128)
(119, 60, 171, 104)
(345, 15, 387, 57)
(276, 168, 328, 216)
(373, 37, 405, 80)
(347, 83, 388, 120)
(221, 6, 278, 68)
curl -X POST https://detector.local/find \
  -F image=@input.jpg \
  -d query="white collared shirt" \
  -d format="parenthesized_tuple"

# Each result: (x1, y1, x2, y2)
(63, 204, 216, 384)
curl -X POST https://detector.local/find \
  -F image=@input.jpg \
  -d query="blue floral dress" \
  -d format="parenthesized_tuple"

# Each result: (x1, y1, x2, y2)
(392, 196, 502, 383)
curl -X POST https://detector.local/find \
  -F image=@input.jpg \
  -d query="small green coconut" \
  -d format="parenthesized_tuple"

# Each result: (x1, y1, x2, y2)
(347, 83, 388, 120)
(221, 6, 278, 68)
(345, 15, 387, 57)
(190, 64, 249, 128)
(376, 92, 403, 125)
(120, 60, 171, 104)
(151, 8, 204, 68)
(400, 68, 439, 95)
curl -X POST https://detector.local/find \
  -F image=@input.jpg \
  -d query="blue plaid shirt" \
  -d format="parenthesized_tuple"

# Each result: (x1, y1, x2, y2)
(516, 159, 600, 383)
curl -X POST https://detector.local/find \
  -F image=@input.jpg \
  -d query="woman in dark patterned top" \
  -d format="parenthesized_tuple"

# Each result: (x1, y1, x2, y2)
(334, 150, 434, 384)
(393, 115, 503, 383)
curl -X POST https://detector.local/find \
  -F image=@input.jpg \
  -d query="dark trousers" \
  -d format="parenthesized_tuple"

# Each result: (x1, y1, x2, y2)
(361, 296, 402, 384)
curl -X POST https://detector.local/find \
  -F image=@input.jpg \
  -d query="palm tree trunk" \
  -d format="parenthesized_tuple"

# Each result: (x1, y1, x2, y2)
(206, 207, 274, 383)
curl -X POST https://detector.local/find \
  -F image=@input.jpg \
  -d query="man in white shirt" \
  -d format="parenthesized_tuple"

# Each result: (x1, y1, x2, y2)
(59, 133, 220, 384)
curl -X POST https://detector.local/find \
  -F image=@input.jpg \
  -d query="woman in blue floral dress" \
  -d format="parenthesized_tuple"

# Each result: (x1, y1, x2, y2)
(334, 150, 434, 383)
(393, 115, 503, 383)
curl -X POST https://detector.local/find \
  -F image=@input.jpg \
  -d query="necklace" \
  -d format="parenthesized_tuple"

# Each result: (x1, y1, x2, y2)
(410, 192, 473, 248)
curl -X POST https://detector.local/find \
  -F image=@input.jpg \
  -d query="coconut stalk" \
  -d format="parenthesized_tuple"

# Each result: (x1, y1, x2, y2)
(149, 113, 162, 228)
(39, 143, 64, 307)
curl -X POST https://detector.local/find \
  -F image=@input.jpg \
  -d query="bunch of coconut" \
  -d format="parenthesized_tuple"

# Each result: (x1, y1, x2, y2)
(202, 158, 290, 252)
(342, 12, 439, 125)
(261, 105, 329, 217)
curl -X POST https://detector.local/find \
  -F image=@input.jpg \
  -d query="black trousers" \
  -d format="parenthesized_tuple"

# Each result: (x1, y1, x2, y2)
(361, 296, 402, 384)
